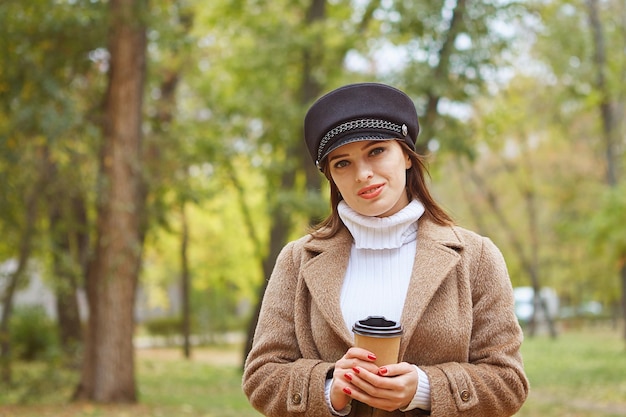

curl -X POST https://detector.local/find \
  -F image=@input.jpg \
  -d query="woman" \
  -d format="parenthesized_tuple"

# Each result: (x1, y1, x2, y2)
(242, 83, 529, 417)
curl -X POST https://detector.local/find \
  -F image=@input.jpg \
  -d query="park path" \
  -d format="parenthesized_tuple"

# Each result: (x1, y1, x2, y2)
(136, 344, 243, 367)
(134, 331, 244, 367)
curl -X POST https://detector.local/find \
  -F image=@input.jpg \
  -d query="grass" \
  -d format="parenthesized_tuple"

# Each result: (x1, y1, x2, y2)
(0, 326, 625, 416)
(516, 324, 626, 417)
(0, 345, 262, 417)
(138, 354, 260, 417)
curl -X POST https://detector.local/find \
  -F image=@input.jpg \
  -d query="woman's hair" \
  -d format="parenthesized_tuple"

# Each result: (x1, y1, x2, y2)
(310, 140, 454, 238)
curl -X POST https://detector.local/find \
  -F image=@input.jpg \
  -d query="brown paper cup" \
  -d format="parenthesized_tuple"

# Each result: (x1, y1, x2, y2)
(352, 316, 403, 366)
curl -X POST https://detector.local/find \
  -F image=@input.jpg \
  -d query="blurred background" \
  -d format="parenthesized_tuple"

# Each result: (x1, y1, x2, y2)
(0, 0, 624, 415)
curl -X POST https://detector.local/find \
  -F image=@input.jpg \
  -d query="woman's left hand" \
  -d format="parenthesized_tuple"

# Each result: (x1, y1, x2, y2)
(342, 362, 418, 412)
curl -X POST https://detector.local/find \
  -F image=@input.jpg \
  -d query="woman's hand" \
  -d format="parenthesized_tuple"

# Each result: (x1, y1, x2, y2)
(330, 347, 380, 411)
(346, 362, 419, 411)
(330, 348, 418, 412)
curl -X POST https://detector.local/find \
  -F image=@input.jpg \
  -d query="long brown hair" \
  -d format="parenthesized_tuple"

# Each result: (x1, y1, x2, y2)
(311, 141, 454, 238)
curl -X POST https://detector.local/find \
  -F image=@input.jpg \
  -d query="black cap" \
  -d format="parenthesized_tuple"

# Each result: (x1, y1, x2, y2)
(304, 83, 419, 170)
(352, 316, 404, 338)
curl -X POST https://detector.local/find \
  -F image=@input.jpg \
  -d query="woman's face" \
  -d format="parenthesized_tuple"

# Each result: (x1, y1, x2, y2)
(327, 140, 412, 217)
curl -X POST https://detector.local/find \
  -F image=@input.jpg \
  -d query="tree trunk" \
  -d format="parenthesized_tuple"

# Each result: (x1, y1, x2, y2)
(243, 173, 297, 364)
(465, 161, 557, 338)
(180, 200, 191, 359)
(49, 199, 84, 357)
(0, 253, 27, 384)
(621, 262, 626, 340)
(243, 0, 328, 365)
(422, 0, 467, 153)
(46, 152, 88, 357)
(74, 0, 147, 403)
(586, 0, 625, 341)
(0, 166, 43, 383)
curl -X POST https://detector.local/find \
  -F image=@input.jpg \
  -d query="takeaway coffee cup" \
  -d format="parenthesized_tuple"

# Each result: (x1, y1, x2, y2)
(352, 316, 403, 366)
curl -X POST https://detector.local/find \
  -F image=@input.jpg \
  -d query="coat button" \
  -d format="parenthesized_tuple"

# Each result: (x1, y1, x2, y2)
(460, 390, 471, 402)
(292, 393, 302, 405)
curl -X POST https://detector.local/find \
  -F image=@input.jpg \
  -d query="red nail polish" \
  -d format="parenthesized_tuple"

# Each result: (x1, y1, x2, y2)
(343, 386, 352, 395)
(367, 353, 377, 361)
(379, 367, 388, 375)
(352, 367, 360, 374)
(344, 373, 352, 381)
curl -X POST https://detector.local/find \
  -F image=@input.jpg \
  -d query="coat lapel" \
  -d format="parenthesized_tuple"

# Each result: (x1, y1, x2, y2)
(302, 228, 354, 345)
(300, 219, 464, 351)
(399, 219, 463, 357)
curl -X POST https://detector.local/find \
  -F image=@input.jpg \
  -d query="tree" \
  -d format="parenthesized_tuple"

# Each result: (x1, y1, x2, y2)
(451, 78, 563, 338)
(45, 156, 87, 357)
(0, 167, 43, 383)
(431, 0, 626, 339)
(195, 0, 385, 360)
(0, 0, 106, 378)
(584, 0, 626, 340)
(374, 0, 523, 156)
(530, 0, 625, 338)
(74, 0, 147, 402)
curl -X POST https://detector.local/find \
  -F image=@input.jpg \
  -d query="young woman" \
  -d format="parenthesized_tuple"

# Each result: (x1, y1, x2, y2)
(243, 83, 529, 417)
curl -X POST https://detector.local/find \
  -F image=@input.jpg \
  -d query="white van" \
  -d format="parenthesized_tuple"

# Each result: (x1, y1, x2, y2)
(513, 286, 559, 323)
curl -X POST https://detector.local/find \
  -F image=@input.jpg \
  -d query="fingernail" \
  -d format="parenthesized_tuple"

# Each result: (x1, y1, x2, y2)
(343, 386, 352, 395)
(367, 353, 377, 361)
(378, 367, 388, 375)
(344, 373, 352, 381)
(352, 367, 360, 374)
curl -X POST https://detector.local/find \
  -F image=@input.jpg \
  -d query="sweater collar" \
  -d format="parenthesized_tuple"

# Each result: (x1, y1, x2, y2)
(338, 199, 425, 249)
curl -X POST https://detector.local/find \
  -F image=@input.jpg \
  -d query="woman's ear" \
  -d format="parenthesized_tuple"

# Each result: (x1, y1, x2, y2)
(405, 153, 412, 170)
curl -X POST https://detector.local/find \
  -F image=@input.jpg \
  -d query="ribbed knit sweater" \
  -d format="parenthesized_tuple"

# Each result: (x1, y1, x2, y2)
(338, 199, 424, 332)
(325, 199, 431, 414)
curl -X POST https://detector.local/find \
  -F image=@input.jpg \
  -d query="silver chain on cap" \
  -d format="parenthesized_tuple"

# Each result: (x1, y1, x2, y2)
(316, 118, 406, 164)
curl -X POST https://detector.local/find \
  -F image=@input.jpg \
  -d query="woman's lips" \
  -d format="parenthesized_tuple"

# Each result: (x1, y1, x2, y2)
(358, 183, 384, 199)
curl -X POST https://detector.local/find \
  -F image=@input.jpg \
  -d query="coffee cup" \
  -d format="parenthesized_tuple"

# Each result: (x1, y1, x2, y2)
(352, 316, 403, 366)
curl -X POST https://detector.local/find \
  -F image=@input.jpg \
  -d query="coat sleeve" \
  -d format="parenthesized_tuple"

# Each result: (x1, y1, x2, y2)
(242, 240, 336, 417)
(421, 237, 529, 417)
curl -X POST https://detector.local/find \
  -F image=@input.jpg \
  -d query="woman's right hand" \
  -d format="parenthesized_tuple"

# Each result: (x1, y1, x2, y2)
(330, 347, 380, 411)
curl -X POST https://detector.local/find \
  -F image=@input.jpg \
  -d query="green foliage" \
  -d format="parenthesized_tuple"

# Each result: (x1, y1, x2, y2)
(9, 307, 59, 361)
(0, 0, 105, 262)
(590, 184, 626, 266)
(433, 65, 622, 310)
(532, 0, 626, 107)
(143, 316, 189, 338)
(378, 0, 525, 156)
(0, 359, 77, 405)
(142, 191, 264, 335)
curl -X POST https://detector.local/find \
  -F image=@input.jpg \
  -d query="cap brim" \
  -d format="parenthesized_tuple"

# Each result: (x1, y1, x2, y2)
(318, 133, 398, 165)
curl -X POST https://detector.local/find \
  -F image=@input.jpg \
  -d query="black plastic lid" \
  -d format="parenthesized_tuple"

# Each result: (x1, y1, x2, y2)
(352, 316, 403, 338)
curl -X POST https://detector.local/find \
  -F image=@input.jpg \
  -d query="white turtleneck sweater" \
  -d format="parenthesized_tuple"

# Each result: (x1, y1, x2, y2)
(325, 200, 431, 414)
(338, 199, 424, 331)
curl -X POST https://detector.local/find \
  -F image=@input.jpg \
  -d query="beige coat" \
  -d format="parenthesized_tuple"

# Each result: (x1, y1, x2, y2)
(243, 218, 529, 417)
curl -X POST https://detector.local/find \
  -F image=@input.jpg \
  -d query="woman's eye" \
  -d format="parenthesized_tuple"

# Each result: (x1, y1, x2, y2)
(370, 147, 385, 156)
(334, 160, 349, 169)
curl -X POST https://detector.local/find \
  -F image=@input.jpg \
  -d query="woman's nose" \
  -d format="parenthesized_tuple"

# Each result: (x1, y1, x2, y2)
(355, 162, 373, 182)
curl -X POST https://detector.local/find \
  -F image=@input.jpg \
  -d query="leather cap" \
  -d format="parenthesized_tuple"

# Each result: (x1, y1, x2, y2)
(304, 83, 419, 170)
